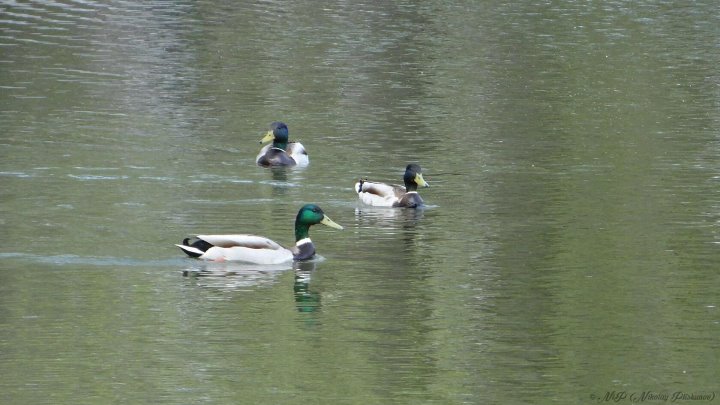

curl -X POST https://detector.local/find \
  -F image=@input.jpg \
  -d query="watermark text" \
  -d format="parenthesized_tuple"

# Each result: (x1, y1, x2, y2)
(590, 391, 715, 403)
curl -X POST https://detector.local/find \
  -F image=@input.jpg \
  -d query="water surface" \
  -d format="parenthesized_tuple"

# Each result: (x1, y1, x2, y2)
(1, 1, 719, 404)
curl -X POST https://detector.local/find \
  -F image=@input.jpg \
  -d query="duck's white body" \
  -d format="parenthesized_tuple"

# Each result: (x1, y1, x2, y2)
(354, 181, 411, 207)
(176, 234, 299, 264)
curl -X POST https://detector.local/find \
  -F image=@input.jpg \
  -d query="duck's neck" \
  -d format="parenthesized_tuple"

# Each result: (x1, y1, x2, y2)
(405, 181, 417, 192)
(294, 222, 310, 242)
(273, 140, 288, 150)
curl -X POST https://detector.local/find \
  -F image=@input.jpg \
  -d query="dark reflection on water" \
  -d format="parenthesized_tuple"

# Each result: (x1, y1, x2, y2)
(292, 261, 322, 314)
(2, 0, 720, 404)
(354, 206, 426, 232)
(180, 258, 319, 290)
(180, 257, 322, 313)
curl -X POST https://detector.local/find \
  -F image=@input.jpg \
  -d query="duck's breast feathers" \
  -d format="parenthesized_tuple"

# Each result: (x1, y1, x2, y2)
(255, 144, 272, 163)
(197, 234, 285, 251)
(291, 238, 316, 261)
(394, 191, 425, 208)
(256, 147, 297, 167)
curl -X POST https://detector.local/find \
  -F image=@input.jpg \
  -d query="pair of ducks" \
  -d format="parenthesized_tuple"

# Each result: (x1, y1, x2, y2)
(176, 122, 429, 264)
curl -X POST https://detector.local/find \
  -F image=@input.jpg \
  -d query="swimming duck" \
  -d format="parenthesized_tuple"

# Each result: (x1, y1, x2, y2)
(255, 121, 309, 167)
(176, 204, 342, 263)
(355, 164, 429, 208)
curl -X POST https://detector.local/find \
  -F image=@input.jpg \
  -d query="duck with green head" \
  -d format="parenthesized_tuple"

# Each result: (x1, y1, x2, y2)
(255, 121, 309, 167)
(176, 204, 342, 263)
(355, 164, 430, 208)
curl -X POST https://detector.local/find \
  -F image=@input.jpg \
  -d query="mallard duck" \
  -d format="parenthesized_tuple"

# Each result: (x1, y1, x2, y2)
(355, 164, 429, 208)
(176, 204, 342, 263)
(255, 121, 309, 167)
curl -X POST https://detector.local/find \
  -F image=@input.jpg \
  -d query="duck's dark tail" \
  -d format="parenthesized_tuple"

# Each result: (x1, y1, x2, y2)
(357, 178, 365, 193)
(176, 237, 213, 258)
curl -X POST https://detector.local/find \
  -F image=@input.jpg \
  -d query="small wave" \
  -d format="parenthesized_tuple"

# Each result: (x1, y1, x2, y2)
(138, 176, 174, 181)
(185, 197, 275, 205)
(68, 174, 129, 180)
(0, 252, 185, 268)
(258, 180, 299, 188)
(0, 171, 33, 178)
(73, 166, 119, 170)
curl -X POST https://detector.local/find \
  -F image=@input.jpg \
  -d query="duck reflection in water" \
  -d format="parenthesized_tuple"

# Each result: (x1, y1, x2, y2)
(182, 261, 293, 290)
(182, 260, 322, 312)
(293, 261, 320, 313)
(354, 205, 425, 229)
(270, 166, 288, 182)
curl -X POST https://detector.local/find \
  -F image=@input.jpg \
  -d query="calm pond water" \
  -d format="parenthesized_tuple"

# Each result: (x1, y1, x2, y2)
(2, 1, 719, 404)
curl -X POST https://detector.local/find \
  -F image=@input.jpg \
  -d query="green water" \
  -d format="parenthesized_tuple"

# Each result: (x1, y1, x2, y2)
(1, 1, 719, 404)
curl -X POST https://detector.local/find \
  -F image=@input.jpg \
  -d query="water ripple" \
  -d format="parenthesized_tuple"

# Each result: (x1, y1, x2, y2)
(0, 252, 185, 267)
(68, 174, 129, 180)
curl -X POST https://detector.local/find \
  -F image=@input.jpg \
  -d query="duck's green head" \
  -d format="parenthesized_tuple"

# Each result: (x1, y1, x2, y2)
(294, 204, 343, 241)
(260, 121, 289, 149)
(404, 164, 429, 191)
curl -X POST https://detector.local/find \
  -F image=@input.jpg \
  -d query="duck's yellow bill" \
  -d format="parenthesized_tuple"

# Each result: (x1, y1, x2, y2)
(259, 130, 275, 143)
(320, 216, 343, 230)
(415, 173, 429, 188)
